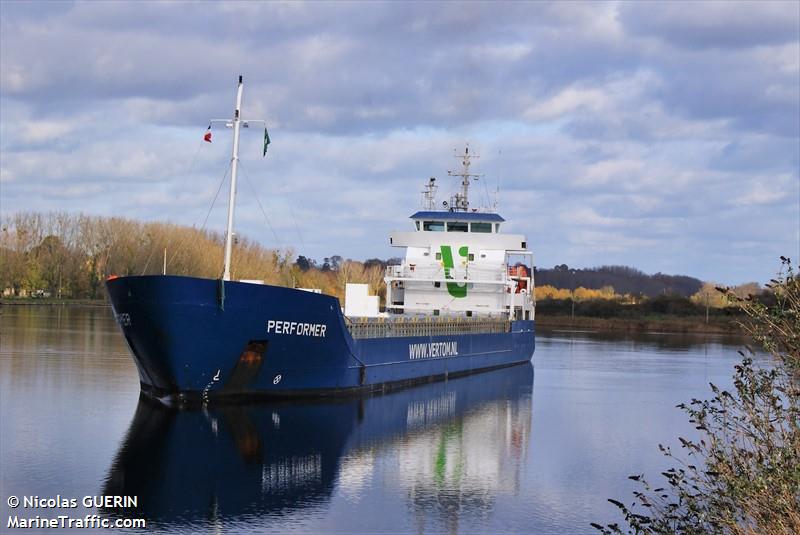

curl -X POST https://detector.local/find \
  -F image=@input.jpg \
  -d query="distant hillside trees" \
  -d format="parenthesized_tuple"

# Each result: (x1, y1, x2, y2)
(535, 264, 703, 298)
(535, 285, 618, 301)
(533, 266, 764, 320)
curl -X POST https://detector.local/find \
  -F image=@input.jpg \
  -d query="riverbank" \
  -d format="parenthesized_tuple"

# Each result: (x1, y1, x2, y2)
(1, 298, 109, 307)
(2, 300, 743, 334)
(536, 314, 741, 334)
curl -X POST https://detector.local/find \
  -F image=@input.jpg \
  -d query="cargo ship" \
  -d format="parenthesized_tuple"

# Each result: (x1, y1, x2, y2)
(105, 77, 535, 406)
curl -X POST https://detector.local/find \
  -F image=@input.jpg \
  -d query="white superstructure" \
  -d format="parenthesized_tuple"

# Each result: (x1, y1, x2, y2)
(385, 148, 535, 321)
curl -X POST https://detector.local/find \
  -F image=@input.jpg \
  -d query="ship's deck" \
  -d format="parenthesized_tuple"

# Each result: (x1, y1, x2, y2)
(345, 316, 511, 339)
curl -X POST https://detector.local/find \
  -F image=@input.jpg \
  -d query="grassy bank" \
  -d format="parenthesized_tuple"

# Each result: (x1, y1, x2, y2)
(536, 314, 741, 334)
(0, 298, 109, 307)
(0, 299, 745, 334)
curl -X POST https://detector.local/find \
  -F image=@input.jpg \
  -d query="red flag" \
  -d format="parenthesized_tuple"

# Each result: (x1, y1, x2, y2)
(204, 131, 212, 143)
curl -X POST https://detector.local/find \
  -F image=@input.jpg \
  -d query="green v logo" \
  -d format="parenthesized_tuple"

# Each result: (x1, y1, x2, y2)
(440, 245, 469, 298)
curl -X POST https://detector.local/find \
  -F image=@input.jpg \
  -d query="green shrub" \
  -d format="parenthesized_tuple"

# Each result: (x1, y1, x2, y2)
(594, 257, 800, 534)
(578, 298, 626, 318)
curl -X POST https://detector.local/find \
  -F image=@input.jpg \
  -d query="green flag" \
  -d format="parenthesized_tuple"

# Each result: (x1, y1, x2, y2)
(263, 127, 271, 157)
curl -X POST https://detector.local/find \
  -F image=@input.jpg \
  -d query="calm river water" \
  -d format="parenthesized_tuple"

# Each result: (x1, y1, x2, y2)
(1, 306, 752, 534)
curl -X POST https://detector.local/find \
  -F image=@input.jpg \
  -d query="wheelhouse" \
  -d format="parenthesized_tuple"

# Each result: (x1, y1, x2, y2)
(411, 211, 504, 234)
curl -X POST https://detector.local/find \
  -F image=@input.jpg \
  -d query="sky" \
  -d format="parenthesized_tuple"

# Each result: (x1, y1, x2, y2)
(1, 1, 798, 285)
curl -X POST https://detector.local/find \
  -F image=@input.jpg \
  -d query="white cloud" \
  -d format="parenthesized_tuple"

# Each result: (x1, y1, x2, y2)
(469, 43, 533, 63)
(734, 175, 793, 206)
(18, 121, 75, 143)
(0, 0, 797, 284)
(523, 86, 609, 121)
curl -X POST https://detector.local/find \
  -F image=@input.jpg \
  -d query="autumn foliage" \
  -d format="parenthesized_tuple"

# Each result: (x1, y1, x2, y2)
(0, 212, 383, 303)
(1, 212, 765, 315)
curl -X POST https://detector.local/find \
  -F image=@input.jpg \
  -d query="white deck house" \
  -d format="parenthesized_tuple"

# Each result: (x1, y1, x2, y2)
(385, 210, 534, 320)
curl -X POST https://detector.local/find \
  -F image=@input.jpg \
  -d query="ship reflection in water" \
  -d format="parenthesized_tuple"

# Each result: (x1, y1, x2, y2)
(103, 363, 534, 532)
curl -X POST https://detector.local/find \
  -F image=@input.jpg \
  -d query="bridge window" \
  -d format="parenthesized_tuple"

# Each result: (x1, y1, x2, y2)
(447, 221, 468, 232)
(423, 221, 444, 232)
(471, 222, 492, 233)
(415, 221, 420, 230)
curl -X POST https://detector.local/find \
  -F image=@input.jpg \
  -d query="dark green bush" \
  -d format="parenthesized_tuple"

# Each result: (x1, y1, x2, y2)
(578, 299, 626, 318)
(594, 258, 800, 534)
(641, 294, 702, 316)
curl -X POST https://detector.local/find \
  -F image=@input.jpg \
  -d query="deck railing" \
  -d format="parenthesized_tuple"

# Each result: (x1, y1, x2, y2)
(385, 264, 506, 282)
(345, 316, 510, 339)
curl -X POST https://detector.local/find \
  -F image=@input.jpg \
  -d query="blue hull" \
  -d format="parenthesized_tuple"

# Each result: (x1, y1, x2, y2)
(106, 275, 535, 404)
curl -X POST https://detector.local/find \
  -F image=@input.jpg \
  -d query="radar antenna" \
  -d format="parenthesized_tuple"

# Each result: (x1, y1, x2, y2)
(447, 145, 483, 212)
(421, 177, 438, 210)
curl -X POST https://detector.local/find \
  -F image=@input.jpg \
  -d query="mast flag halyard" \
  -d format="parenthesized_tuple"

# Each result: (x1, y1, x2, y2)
(207, 75, 269, 282)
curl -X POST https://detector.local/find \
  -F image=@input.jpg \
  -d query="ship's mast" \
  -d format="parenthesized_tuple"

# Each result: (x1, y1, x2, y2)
(447, 146, 481, 212)
(222, 76, 244, 282)
(205, 76, 269, 281)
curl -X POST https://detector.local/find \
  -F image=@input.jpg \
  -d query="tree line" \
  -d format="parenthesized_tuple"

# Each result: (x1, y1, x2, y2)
(535, 264, 706, 297)
(1, 212, 763, 312)
(534, 282, 765, 318)
(532, 265, 765, 319)
(0, 212, 382, 303)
